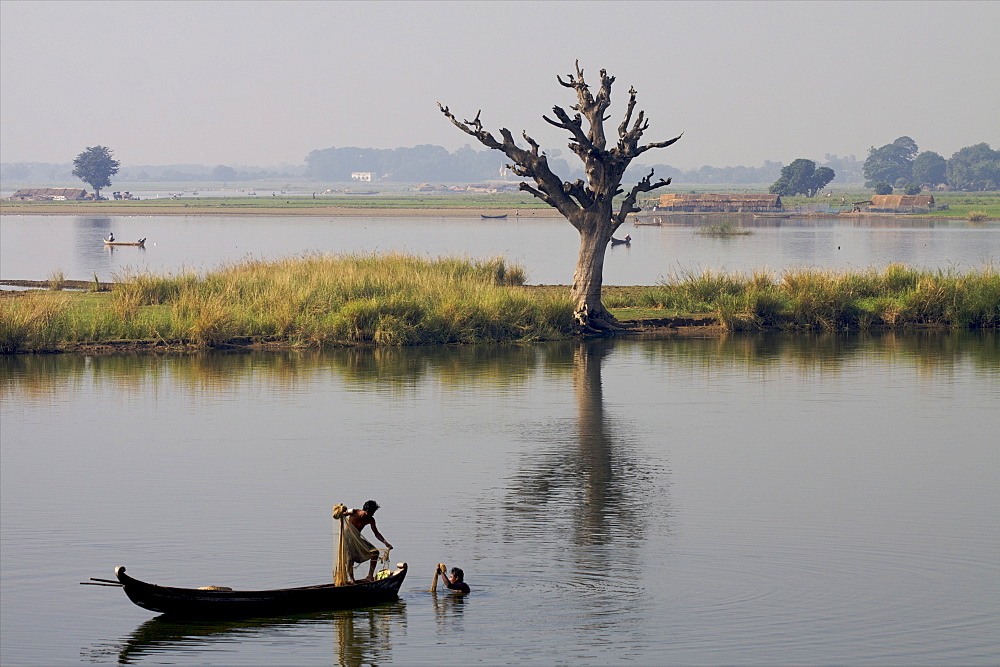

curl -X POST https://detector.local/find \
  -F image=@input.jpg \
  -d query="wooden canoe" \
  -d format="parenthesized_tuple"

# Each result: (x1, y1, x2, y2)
(113, 564, 407, 618)
(610, 236, 631, 245)
(480, 214, 508, 219)
(104, 238, 146, 247)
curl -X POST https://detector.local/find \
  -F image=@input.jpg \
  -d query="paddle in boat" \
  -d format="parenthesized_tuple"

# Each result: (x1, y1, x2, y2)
(104, 237, 146, 247)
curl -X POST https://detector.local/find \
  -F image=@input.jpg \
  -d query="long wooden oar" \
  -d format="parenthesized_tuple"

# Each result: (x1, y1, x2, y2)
(80, 577, 123, 587)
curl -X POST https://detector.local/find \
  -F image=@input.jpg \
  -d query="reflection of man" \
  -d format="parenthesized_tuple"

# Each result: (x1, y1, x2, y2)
(344, 500, 393, 582)
(436, 564, 470, 594)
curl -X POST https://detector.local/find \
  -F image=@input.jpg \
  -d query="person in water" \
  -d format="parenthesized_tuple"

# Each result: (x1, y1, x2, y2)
(437, 565, 470, 594)
(344, 500, 393, 582)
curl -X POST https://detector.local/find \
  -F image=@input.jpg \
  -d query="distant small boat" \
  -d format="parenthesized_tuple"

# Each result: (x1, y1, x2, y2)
(610, 235, 631, 245)
(753, 213, 791, 219)
(481, 214, 508, 219)
(104, 238, 146, 247)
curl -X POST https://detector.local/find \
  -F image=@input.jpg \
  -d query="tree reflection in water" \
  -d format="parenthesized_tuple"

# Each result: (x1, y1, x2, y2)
(472, 339, 670, 612)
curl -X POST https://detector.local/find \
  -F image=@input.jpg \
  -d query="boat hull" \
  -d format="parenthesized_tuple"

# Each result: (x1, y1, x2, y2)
(115, 564, 407, 618)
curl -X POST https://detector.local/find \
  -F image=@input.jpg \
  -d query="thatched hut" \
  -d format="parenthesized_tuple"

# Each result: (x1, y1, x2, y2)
(8, 188, 89, 201)
(656, 193, 783, 213)
(869, 195, 935, 213)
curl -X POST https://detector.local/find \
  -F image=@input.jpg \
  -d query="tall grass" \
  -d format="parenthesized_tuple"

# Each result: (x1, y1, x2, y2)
(643, 264, 998, 331)
(0, 293, 71, 353)
(1, 254, 570, 352)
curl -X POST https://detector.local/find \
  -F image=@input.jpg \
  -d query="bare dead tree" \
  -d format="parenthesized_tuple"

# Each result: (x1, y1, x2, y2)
(439, 62, 681, 332)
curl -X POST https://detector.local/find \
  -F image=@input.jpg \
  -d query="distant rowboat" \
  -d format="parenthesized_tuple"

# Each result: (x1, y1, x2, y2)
(481, 214, 508, 219)
(104, 238, 146, 247)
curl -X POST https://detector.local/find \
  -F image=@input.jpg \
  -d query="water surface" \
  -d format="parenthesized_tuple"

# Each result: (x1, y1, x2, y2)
(2, 334, 998, 664)
(1, 214, 996, 285)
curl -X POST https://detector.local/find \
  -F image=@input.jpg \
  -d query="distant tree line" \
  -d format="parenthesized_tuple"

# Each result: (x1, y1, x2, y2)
(863, 137, 1000, 192)
(4, 142, 996, 190)
(303, 144, 557, 182)
(0, 162, 305, 184)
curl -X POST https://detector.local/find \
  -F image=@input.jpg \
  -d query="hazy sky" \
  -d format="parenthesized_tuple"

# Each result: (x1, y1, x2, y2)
(2, 1, 997, 170)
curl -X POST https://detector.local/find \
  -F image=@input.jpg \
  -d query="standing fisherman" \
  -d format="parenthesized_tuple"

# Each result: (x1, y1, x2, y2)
(343, 501, 393, 582)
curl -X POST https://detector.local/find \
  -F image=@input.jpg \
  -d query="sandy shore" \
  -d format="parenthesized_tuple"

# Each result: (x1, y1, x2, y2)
(0, 204, 562, 218)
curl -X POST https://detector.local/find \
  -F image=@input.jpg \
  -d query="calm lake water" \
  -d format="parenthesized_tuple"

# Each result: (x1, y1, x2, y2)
(1, 335, 998, 664)
(1, 213, 997, 284)
(1, 214, 999, 664)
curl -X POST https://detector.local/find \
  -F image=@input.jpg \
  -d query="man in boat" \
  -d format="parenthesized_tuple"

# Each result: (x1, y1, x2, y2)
(106, 232, 115, 242)
(344, 500, 393, 582)
(436, 564, 470, 594)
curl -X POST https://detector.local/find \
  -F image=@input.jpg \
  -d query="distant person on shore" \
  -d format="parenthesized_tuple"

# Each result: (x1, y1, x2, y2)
(436, 564, 470, 594)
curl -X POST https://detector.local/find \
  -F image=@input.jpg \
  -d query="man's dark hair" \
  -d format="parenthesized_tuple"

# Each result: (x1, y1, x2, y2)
(362, 500, 380, 513)
(450, 567, 464, 581)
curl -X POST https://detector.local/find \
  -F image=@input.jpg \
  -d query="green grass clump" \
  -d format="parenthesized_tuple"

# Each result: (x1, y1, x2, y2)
(696, 220, 752, 236)
(0, 293, 71, 353)
(1, 254, 571, 352)
(636, 264, 999, 331)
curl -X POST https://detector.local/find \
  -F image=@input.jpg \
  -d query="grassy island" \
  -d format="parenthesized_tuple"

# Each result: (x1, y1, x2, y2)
(1, 257, 997, 353)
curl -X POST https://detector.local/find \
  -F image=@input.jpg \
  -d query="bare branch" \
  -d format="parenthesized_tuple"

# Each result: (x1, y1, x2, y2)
(612, 169, 673, 230)
(634, 132, 685, 157)
(617, 87, 637, 140)
(563, 179, 595, 208)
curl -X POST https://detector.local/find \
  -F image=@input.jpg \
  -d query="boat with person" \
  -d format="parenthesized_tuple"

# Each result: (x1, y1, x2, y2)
(610, 234, 631, 245)
(101, 564, 408, 618)
(103, 237, 146, 247)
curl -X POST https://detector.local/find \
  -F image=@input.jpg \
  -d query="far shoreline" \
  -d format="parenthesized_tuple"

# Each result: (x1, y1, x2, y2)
(0, 204, 563, 218)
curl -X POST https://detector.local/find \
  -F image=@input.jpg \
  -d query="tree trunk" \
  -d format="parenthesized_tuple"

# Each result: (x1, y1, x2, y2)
(570, 210, 620, 331)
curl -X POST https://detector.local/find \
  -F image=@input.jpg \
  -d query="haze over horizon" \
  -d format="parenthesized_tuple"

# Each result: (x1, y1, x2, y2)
(2, 1, 997, 171)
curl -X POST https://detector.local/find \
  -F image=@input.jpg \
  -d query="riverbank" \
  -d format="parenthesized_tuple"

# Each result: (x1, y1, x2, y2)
(0, 203, 562, 217)
(3, 261, 996, 354)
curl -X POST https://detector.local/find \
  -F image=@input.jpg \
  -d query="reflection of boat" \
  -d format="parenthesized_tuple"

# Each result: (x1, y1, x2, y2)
(481, 214, 508, 219)
(114, 564, 408, 618)
(110, 601, 405, 664)
(104, 238, 146, 247)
